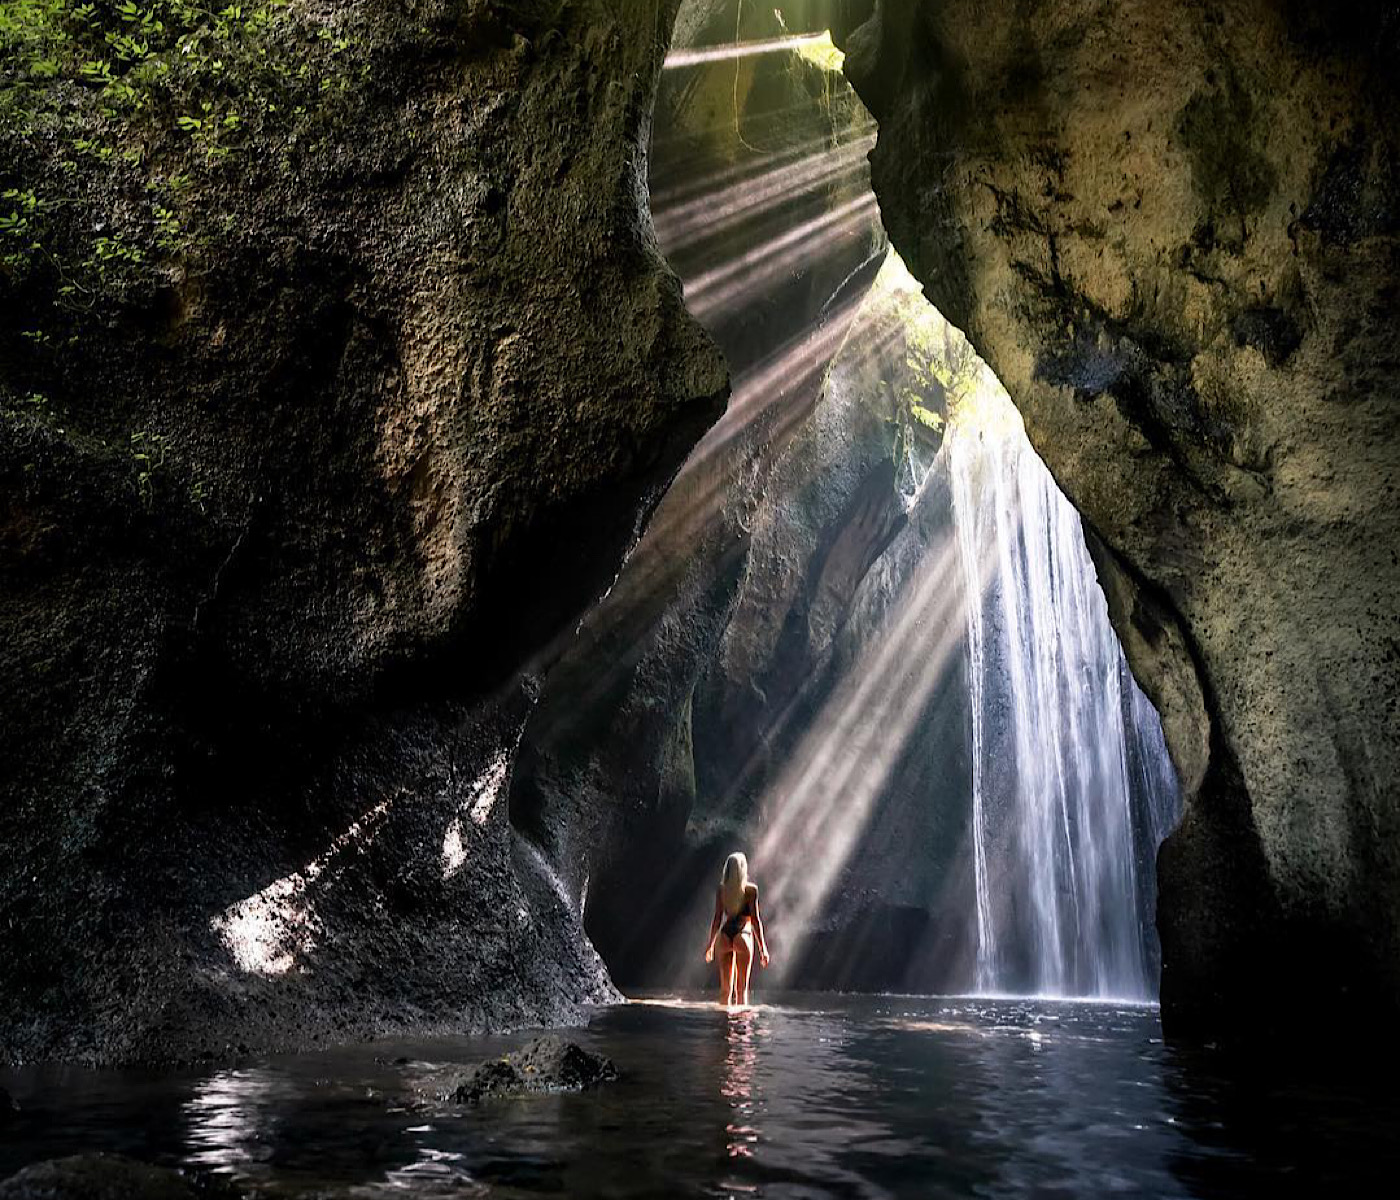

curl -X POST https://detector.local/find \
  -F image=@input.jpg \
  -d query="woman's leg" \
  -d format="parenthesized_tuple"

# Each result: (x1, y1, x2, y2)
(718, 942, 735, 1005)
(734, 929, 754, 1006)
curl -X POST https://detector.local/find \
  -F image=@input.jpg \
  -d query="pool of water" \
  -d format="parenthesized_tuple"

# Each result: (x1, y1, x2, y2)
(2, 992, 1394, 1197)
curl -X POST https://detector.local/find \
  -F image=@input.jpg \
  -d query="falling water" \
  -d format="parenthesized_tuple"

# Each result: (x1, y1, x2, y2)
(949, 414, 1180, 1000)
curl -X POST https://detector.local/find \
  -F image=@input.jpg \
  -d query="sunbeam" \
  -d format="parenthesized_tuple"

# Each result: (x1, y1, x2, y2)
(650, 123, 874, 210)
(211, 798, 395, 977)
(654, 133, 877, 252)
(684, 194, 880, 317)
(753, 518, 994, 977)
(663, 33, 831, 69)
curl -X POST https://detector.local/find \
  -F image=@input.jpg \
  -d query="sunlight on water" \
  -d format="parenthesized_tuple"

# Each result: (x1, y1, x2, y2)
(3, 995, 1394, 1197)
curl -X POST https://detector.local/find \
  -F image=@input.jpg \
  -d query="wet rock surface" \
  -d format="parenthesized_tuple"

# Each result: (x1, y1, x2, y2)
(838, 0, 1400, 1039)
(0, 2, 724, 1065)
(0, 1155, 240, 1200)
(445, 1035, 617, 1104)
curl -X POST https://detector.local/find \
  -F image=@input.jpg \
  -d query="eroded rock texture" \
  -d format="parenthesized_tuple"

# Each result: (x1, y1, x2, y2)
(0, 2, 725, 1063)
(840, 0, 1400, 1037)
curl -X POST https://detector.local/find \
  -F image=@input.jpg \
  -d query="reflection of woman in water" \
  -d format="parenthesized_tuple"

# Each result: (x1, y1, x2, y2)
(703, 852, 771, 1007)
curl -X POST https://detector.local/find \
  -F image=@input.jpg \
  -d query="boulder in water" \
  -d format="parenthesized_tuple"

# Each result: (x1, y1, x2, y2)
(511, 1035, 618, 1091)
(446, 1036, 617, 1104)
(448, 1059, 524, 1105)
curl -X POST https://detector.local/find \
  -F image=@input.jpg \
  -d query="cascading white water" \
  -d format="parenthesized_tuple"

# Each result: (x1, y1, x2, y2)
(949, 410, 1180, 1001)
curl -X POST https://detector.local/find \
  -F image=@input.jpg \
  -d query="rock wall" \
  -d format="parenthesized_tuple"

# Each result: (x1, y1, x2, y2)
(839, 0, 1400, 1039)
(0, 1, 725, 1064)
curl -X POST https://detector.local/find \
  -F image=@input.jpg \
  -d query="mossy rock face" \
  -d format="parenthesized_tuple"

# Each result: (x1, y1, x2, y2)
(840, 0, 1400, 1041)
(0, 2, 725, 1064)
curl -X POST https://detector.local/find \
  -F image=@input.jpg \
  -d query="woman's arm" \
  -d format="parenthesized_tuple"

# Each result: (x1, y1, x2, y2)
(751, 886, 770, 967)
(704, 888, 723, 962)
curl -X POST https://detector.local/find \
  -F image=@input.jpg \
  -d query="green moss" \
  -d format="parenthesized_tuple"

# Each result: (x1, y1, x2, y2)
(0, 0, 362, 288)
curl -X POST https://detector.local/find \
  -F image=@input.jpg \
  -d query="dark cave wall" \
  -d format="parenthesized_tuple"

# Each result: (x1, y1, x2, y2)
(838, 0, 1400, 1039)
(0, 1, 725, 1064)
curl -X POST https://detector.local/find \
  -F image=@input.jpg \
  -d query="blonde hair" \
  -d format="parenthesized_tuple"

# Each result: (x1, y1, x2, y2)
(721, 852, 749, 912)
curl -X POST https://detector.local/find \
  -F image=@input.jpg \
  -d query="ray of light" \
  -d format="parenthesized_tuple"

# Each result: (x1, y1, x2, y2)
(654, 134, 877, 253)
(210, 797, 394, 976)
(684, 193, 879, 315)
(528, 292, 909, 729)
(650, 99, 870, 155)
(756, 542, 962, 933)
(751, 505, 1010, 980)
(664, 34, 830, 70)
(519, 293, 884, 754)
(440, 746, 512, 880)
(650, 124, 875, 211)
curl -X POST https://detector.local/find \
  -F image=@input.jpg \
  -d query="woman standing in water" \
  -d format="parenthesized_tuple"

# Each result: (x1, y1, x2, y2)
(703, 852, 770, 1007)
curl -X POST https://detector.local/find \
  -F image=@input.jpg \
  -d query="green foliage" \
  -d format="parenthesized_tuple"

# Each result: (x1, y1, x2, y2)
(856, 253, 1021, 488)
(0, 185, 46, 270)
(0, 0, 361, 284)
(873, 275, 977, 468)
(128, 426, 166, 504)
(1, 0, 318, 136)
(792, 31, 844, 74)
(909, 403, 944, 435)
(87, 231, 144, 266)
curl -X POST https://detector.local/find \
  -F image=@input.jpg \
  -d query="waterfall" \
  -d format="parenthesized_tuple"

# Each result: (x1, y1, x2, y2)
(949, 412, 1180, 1001)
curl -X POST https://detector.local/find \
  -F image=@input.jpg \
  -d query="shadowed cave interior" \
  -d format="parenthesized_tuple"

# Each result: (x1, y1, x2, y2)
(2, 0, 1399, 1195)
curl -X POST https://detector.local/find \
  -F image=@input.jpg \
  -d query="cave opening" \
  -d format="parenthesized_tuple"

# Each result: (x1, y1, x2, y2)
(512, 1, 1182, 1004)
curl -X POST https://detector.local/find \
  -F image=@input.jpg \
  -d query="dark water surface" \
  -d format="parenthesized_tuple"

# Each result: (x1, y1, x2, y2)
(2, 993, 1395, 1197)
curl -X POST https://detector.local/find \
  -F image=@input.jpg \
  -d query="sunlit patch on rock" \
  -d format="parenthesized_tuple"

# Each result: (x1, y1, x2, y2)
(211, 799, 393, 977)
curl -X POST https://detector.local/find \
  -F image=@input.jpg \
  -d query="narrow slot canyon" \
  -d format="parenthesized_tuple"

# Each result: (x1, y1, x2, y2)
(1, 1, 1397, 1196)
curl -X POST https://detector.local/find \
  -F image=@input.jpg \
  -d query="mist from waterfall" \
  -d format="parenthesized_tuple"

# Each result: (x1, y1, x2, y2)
(948, 411, 1181, 1001)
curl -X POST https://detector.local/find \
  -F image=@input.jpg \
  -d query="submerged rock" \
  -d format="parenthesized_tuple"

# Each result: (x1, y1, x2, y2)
(446, 1036, 617, 1103)
(0, 1155, 241, 1200)
(511, 1035, 618, 1090)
